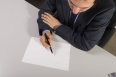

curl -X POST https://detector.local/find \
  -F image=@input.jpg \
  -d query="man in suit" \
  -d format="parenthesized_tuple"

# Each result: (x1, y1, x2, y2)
(37, 0, 115, 51)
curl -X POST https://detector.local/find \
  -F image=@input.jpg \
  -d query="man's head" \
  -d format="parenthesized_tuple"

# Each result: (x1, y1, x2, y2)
(68, 0, 100, 14)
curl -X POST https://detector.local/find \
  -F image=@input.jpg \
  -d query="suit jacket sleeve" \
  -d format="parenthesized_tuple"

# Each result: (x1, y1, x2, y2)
(55, 7, 115, 51)
(37, 0, 56, 35)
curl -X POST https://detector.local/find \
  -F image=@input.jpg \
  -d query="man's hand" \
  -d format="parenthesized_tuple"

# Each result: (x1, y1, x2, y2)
(41, 12, 61, 30)
(40, 32, 53, 48)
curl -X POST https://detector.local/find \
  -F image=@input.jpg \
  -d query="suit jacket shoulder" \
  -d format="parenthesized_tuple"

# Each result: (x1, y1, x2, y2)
(95, 0, 115, 13)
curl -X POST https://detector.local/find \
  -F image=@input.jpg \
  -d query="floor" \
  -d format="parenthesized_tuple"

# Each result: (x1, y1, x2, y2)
(104, 33, 116, 56)
(25, 0, 116, 56)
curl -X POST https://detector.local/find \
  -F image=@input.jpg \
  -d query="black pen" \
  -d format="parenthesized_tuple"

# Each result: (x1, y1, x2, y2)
(44, 33, 53, 54)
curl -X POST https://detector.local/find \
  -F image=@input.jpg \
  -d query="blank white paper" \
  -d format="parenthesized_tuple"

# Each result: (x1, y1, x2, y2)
(22, 37, 71, 71)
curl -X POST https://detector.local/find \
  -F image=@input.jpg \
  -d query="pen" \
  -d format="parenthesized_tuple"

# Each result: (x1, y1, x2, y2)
(44, 33, 53, 54)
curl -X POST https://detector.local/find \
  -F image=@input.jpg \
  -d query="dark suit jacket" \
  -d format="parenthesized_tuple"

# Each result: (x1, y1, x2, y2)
(37, 0, 115, 51)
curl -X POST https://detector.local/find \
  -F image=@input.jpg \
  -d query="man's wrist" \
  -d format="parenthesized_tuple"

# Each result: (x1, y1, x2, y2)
(53, 25, 59, 30)
(53, 24, 62, 30)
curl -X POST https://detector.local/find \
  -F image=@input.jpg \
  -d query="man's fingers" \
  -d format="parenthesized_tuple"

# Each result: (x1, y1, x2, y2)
(41, 14, 51, 25)
(40, 32, 53, 49)
(45, 32, 53, 46)
(48, 39, 52, 45)
(47, 34, 53, 45)
(43, 41, 50, 47)
(44, 12, 53, 18)
(43, 20, 51, 26)
(41, 14, 51, 21)
(40, 36, 50, 48)
(46, 32, 52, 39)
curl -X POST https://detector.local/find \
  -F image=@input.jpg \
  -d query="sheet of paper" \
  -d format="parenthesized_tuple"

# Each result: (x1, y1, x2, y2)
(22, 37, 71, 71)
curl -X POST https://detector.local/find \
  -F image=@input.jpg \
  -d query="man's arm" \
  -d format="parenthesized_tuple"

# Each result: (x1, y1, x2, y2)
(37, 0, 56, 35)
(55, 7, 115, 51)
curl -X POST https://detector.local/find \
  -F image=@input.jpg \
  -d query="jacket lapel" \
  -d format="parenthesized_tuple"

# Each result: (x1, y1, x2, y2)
(61, 0, 70, 25)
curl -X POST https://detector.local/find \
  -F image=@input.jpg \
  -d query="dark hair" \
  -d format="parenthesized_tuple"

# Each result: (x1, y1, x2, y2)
(94, 0, 101, 4)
